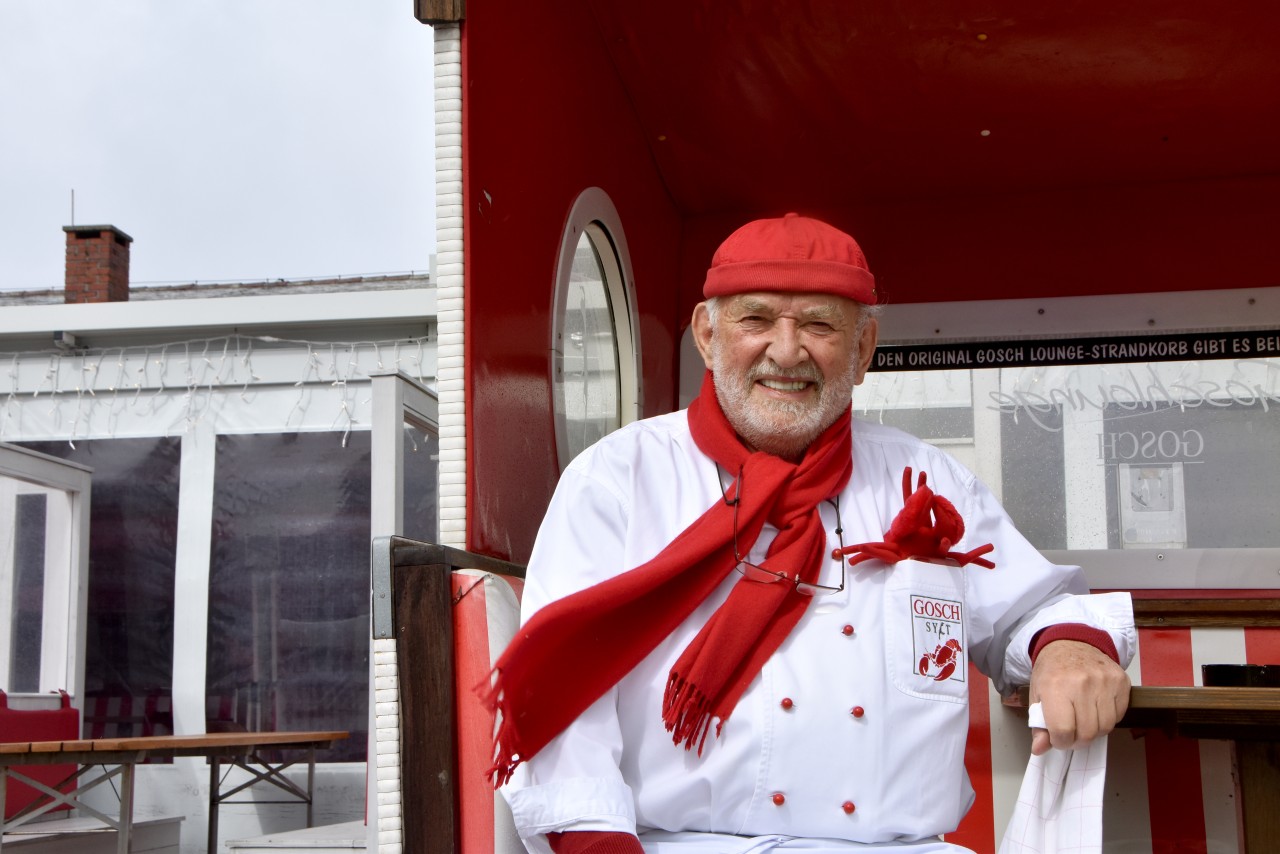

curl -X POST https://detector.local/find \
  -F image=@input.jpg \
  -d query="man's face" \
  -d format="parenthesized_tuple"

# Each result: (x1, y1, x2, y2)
(692, 291, 878, 459)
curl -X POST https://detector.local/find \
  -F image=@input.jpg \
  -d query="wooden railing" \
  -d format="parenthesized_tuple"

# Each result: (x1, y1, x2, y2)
(1131, 597, 1280, 628)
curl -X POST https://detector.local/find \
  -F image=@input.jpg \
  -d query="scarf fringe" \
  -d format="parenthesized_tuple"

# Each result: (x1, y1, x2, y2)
(662, 672, 716, 755)
(479, 670, 523, 788)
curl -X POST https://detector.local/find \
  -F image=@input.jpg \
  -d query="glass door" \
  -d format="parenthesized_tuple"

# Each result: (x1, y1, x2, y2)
(0, 443, 92, 700)
(369, 372, 439, 542)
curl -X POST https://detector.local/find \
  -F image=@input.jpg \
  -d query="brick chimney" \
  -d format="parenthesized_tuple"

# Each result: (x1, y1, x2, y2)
(63, 225, 132, 303)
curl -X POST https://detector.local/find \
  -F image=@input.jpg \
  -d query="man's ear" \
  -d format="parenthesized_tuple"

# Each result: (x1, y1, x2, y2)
(691, 302, 715, 369)
(852, 315, 880, 385)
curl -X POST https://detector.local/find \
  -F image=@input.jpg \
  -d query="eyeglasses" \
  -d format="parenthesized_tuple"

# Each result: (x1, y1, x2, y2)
(717, 464, 847, 596)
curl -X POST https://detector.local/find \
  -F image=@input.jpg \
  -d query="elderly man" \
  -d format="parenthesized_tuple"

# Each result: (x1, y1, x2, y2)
(488, 214, 1134, 854)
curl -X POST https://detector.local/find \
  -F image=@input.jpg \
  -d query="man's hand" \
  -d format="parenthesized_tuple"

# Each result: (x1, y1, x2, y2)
(1028, 639, 1130, 756)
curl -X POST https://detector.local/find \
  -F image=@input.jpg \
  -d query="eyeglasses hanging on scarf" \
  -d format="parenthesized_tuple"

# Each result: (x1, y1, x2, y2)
(716, 462, 848, 596)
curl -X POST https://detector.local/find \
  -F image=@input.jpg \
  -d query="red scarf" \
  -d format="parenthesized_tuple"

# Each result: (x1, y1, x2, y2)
(483, 371, 852, 785)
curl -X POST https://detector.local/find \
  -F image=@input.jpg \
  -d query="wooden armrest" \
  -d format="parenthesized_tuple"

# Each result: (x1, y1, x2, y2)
(1132, 598, 1280, 628)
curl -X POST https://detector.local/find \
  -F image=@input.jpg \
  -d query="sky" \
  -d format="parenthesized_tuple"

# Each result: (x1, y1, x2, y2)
(0, 1, 436, 291)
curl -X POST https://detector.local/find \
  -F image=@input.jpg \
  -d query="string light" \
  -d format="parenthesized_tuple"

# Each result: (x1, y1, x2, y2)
(111, 347, 127, 392)
(0, 332, 433, 445)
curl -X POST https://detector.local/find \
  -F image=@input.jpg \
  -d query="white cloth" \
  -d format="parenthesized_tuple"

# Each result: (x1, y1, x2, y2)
(639, 830, 976, 853)
(997, 704, 1107, 854)
(502, 412, 1135, 853)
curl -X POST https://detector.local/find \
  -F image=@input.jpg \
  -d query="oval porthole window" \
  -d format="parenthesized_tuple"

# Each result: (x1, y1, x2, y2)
(552, 190, 639, 470)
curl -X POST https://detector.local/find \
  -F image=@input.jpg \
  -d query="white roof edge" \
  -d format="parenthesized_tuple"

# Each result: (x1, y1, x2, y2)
(0, 289, 437, 336)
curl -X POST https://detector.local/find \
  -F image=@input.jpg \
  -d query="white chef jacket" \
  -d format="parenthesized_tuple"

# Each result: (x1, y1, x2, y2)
(502, 411, 1135, 853)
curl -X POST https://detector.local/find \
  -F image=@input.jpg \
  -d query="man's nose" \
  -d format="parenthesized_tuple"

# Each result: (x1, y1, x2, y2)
(765, 322, 807, 368)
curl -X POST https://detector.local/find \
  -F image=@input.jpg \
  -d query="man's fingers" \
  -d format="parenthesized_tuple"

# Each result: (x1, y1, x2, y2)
(1044, 702, 1082, 750)
(1095, 692, 1120, 737)
(1035, 692, 1125, 753)
(1114, 678, 1131, 721)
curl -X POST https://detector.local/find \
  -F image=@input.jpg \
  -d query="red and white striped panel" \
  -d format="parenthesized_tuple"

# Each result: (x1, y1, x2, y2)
(952, 626, 1280, 854)
(453, 568, 527, 854)
(83, 692, 172, 739)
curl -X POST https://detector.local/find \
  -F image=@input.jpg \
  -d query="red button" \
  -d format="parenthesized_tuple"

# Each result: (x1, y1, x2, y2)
(842, 800, 856, 814)
(851, 706, 865, 718)
(780, 697, 794, 711)
(772, 792, 786, 806)
(842, 624, 855, 636)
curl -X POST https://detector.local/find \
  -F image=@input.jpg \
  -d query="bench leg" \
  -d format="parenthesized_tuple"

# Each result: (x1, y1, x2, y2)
(117, 764, 134, 854)
(209, 757, 221, 853)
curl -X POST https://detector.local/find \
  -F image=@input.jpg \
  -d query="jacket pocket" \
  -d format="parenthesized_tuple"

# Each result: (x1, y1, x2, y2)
(883, 558, 970, 704)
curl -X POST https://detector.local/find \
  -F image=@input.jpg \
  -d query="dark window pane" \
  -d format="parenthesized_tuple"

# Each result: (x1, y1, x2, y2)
(20, 438, 180, 742)
(863, 353, 1280, 557)
(869, 406, 974, 441)
(10, 494, 48, 693)
(1102, 401, 1280, 548)
(206, 432, 370, 762)
(1000, 406, 1067, 549)
(402, 419, 439, 543)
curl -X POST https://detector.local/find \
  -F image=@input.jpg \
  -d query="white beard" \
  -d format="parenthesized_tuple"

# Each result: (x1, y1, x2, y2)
(709, 348, 859, 460)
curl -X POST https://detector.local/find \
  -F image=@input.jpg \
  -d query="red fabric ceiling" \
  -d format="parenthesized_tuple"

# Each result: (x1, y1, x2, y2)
(456, 1, 1280, 561)
(586, 1, 1280, 214)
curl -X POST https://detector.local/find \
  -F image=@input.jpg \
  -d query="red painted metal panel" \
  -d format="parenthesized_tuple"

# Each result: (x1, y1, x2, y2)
(461, 1, 683, 561)
(950, 665, 996, 854)
(1138, 628, 1208, 854)
(1, 691, 78, 820)
(1245, 628, 1280, 665)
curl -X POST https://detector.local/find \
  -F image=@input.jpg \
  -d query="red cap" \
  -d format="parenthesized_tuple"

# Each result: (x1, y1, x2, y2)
(703, 213, 877, 304)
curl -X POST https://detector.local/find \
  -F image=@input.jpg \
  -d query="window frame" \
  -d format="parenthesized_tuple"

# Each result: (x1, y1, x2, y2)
(550, 187, 641, 471)
(870, 288, 1280, 591)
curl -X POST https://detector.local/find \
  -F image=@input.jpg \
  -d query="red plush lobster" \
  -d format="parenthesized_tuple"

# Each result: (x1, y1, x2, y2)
(834, 468, 995, 568)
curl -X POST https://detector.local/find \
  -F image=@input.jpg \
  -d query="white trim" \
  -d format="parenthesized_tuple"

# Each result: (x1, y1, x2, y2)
(434, 23, 466, 555)
(877, 286, 1279, 344)
(0, 443, 93, 485)
(1, 341, 436, 401)
(371, 636, 403, 854)
(1058, 548, 1280, 590)
(171, 422, 215, 736)
(39, 487, 73, 692)
(0, 289, 436, 336)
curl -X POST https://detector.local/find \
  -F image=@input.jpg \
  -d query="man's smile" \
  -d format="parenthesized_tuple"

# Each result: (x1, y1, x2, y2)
(758, 378, 812, 393)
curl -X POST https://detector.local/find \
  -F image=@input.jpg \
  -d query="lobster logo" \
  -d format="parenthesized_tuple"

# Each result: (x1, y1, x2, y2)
(910, 593, 965, 683)
(919, 638, 963, 682)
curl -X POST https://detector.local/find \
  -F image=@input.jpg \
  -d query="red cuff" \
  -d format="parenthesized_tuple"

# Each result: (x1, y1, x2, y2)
(1029, 622, 1119, 665)
(547, 831, 644, 854)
